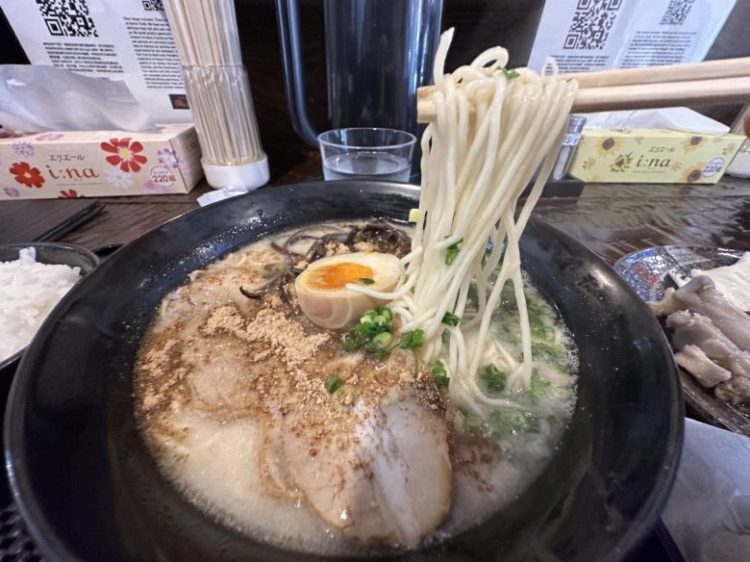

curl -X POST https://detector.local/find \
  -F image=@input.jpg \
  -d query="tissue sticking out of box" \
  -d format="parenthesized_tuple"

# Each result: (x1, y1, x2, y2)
(0, 65, 156, 134)
(581, 107, 730, 134)
(569, 107, 744, 184)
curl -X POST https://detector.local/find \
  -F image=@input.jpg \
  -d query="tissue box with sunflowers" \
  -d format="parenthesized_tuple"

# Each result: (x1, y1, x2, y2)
(0, 124, 202, 200)
(570, 128, 744, 184)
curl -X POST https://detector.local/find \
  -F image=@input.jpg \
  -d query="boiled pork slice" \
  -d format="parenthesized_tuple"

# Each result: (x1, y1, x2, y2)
(668, 276, 750, 352)
(715, 376, 750, 406)
(667, 310, 750, 381)
(279, 395, 452, 547)
(673, 344, 731, 388)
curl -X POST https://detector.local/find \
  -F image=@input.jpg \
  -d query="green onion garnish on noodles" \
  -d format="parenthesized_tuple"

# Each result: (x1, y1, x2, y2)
(445, 239, 463, 265)
(502, 67, 520, 80)
(399, 329, 425, 349)
(430, 360, 450, 390)
(358, 277, 375, 285)
(400, 329, 425, 376)
(479, 364, 506, 394)
(530, 372, 551, 397)
(441, 312, 460, 326)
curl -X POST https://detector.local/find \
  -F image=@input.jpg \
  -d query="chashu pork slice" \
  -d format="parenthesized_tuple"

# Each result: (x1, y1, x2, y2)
(258, 420, 302, 500)
(280, 395, 452, 548)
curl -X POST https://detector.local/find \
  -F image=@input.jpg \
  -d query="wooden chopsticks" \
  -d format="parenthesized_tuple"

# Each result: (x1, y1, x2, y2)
(564, 57, 750, 88)
(417, 57, 750, 122)
(573, 76, 750, 112)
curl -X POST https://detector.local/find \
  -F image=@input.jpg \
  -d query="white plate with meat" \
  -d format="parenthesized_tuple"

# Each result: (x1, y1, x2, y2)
(615, 246, 750, 437)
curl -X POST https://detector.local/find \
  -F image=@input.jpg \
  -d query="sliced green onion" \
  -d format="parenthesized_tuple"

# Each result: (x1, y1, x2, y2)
(430, 360, 450, 390)
(488, 409, 539, 437)
(479, 364, 506, 394)
(408, 208, 421, 223)
(378, 307, 393, 322)
(530, 373, 551, 397)
(324, 374, 342, 394)
(441, 312, 460, 326)
(358, 277, 375, 285)
(373, 331, 393, 347)
(445, 238, 463, 265)
(399, 329, 425, 349)
(502, 67, 520, 80)
(344, 308, 394, 359)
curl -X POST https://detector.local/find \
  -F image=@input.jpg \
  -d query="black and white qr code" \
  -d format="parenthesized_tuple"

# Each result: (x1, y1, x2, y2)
(35, 0, 98, 38)
(142, 0, 164, 11)
(660, 0, 695, 25)
(563, 0, 624, 51)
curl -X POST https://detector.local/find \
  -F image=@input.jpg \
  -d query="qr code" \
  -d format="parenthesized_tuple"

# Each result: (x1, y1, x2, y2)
(35, 0, 98, 37)
(563, 0, 623, 51)
(142, 0, 164, 11)
(660, 0, 695, 25)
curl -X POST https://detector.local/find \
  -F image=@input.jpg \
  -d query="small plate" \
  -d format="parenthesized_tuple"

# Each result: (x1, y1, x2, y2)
(0, 243, 99, 372)
(615, 246, 750, 437)
(614, 246, 745, 304)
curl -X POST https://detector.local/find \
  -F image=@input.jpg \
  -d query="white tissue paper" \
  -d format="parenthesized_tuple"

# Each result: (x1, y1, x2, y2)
(580, 107, 730, 134)
(0, 65, 156, 134)
(662, 418, 750, 561)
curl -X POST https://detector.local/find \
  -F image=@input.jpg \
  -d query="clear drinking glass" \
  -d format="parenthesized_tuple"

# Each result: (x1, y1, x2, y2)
(318, 128, 417, 182)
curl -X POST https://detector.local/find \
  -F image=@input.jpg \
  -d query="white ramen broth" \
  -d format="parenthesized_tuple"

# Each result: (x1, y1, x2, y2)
(134, 220, 577, 556)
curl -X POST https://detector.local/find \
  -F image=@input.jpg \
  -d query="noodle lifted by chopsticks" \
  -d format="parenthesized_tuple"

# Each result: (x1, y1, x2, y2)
(350, 29, 578, 418)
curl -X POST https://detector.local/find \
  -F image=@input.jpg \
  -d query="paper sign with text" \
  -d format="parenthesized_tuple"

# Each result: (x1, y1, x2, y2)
(1, 0, 191, 123)
(528, 0, 736, 73)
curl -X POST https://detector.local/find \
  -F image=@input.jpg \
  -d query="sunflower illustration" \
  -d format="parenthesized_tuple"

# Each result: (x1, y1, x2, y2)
(581, 157, 596, 170)
(682, 135, 704, 152)
(609, 152, 633, 173)
(681, 162, 705, 183)
(597, 137, 620, 156)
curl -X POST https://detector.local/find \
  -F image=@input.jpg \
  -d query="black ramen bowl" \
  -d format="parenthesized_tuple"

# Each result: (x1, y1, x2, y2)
(0, 243, 99, 373)
(5, 181, 682, 561)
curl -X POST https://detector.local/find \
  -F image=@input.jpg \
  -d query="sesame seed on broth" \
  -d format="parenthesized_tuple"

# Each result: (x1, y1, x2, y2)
(133, 220, 577, 555)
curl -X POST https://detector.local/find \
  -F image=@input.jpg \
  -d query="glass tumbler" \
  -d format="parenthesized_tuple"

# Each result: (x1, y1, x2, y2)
(318, 128, 416, 182)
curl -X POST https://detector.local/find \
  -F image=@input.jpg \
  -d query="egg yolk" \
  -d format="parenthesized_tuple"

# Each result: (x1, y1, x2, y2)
(308, 262, 374, 290)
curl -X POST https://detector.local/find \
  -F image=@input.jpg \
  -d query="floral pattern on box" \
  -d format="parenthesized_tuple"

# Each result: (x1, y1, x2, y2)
(12, 142, 34, 157)
(101, 138, 148, 173)
(10, 162, 45, 188)
(104, 167, 134, 189)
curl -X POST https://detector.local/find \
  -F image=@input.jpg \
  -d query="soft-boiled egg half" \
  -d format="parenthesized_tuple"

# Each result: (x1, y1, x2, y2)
(295, 252, 401, 330)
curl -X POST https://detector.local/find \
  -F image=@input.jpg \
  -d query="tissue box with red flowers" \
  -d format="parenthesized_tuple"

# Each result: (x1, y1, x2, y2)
(0, 124, 202, 200)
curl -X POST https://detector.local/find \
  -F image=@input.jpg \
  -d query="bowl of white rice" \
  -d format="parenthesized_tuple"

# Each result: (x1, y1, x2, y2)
(0, 243, 99, 370)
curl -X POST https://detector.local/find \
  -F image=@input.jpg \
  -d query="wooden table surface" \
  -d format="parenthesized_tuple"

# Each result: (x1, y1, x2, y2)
(51, 167, 750, 266)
